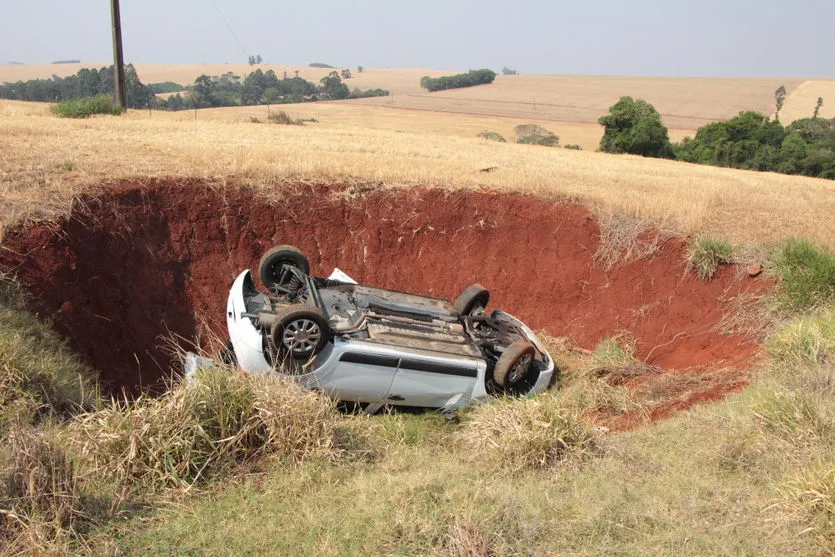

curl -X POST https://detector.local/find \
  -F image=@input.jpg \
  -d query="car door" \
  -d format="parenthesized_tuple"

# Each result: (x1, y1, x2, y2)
(384, 355, 479, 408)
(317, 347, 399, 404)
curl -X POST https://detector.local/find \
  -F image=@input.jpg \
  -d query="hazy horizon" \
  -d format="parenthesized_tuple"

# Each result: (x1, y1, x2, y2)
(2, 0, 834, 78)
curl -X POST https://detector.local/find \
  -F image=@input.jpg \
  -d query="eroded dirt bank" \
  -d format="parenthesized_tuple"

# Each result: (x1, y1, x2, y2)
(0, 181, 765, 398)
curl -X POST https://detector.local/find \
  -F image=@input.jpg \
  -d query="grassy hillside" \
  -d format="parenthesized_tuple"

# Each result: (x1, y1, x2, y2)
(1, 87, 834, 554)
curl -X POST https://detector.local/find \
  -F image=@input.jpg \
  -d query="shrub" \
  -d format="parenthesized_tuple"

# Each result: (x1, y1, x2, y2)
(51, 95, 123, 118)
(477, 131, 506, 142)
(458, 394, 598, 472)
(564, 144, 582, 150)
(267, 111, 302, 125)
(514, 124, 558, 147)
(71, 368, 338, 489)
(686, 236, 734, 280)
(771, 239, 835, 311)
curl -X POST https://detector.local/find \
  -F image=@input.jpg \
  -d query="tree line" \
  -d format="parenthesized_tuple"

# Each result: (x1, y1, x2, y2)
(0, 64, 154, 109)
(0, 66, 389, 111)
(598, 95, 835, 180)
(420, 69, 496, 92)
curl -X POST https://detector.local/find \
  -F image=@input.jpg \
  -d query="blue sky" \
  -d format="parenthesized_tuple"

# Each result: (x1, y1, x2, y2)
(2, 0, 833, 77)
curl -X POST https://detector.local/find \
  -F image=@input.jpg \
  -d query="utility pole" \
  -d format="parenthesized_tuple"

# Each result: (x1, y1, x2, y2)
(110, 0, 126, 107)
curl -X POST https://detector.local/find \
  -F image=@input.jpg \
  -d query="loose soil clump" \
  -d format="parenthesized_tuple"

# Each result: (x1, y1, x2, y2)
(0, 181, 767, 413)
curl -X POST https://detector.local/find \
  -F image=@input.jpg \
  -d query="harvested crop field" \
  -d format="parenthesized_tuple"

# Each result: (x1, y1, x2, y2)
(0, 181, 766, 416)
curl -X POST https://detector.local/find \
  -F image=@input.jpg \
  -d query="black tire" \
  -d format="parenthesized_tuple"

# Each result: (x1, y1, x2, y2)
(493, 340, 535, 388)
(270, 304, 330, 362)
(259, 245, 310, 288)
(453, 284, 490, 316)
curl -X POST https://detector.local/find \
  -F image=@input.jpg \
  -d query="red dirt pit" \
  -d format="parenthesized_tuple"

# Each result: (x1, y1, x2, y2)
(0, 181, 768, 417)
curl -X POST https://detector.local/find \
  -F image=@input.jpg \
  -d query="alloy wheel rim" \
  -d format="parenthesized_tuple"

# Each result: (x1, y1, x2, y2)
(508, 353, 532, 383)
(282, 319, 321, 354)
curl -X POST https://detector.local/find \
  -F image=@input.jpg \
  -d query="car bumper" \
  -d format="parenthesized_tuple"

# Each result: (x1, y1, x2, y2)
(493, 310, 556, 394)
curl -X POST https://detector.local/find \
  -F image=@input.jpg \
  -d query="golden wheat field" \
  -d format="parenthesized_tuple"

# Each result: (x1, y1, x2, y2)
(1, 99, 834, 251)
(349, 74, 806, 129)
(779, 79, 835, 122)
(3, 64, 829, 150)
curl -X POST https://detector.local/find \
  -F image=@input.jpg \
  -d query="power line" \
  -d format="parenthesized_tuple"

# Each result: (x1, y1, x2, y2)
(206, 0, 250, 59)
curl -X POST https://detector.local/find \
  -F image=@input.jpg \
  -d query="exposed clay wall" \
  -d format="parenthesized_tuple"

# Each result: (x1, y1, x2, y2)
(0, 181, 765, 393)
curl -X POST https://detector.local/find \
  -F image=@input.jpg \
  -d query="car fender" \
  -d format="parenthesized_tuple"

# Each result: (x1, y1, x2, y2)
(227, 270, 272, 373)
(493, 310, 555, 394)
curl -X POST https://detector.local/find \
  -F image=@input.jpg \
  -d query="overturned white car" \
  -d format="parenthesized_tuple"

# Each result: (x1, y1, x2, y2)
(225, 245, 555, 413)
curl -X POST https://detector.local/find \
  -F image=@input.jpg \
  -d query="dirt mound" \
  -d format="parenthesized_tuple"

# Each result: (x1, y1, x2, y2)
(0, 181, 767, 405)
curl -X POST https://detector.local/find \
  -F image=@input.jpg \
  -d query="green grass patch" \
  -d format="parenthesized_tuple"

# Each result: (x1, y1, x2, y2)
(771, 238, 835, 312)
(50, 95, 124, 118)
(592, 334, 638, 367)
(750, 389, 832, 445)
(687, 236, 734, 279)
(767, 309, 835, 367)
(0, 275, 96, 435)
(102, 396, 826, 556)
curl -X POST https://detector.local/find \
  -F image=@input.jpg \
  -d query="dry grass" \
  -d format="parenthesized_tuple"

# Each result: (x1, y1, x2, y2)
(71, 368, 338, 490)
(155, 99, 615, 149)
(1, 425, 80, 553)
(2, 100, 834, 250)
(777, 458, 835, 542)
(458, 394, 599, 472)
(594, 211, 672, 269)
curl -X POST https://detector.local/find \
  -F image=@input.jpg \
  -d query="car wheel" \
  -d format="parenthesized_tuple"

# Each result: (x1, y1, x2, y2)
(270, 304, 330, 362)
(259, 245, 310, 288)
(453, 284, 490, 316)
(493, 340, 535, 388)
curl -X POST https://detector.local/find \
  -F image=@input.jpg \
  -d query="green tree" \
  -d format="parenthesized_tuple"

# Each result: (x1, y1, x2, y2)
(192, 75, 218, 108)
(319, 71, 349, 100)
(775, 85, 787, 120)
(598, 97, 672, 158)
(242, 69, 265, 105)
(814, 97, 824, 119)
